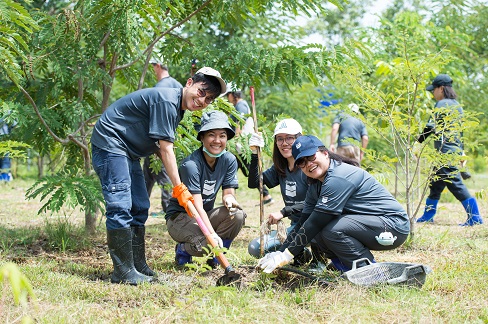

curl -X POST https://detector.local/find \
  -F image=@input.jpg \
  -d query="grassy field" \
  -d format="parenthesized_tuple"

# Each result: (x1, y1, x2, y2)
(1, 174, 487, 323)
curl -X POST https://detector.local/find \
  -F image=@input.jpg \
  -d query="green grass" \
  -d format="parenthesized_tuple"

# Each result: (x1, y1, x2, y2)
(1, 173, 488, 323)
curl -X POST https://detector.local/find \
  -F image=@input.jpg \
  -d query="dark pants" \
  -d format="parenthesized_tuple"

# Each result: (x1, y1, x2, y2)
(313, 214, 408, 269)
(428, 166, 471, 201)
(91, 145, 149, 230)
(236, 154, 270, 197)
(142, 157, 172, 212)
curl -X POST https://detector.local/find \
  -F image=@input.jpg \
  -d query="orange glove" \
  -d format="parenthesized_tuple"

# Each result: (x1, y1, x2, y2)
(172, 183, 195, 215)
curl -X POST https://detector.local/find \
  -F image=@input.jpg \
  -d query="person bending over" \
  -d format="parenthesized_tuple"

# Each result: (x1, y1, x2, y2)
(91, 67, 226, 285)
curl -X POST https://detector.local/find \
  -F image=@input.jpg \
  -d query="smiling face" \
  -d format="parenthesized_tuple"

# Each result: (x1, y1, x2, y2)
(202, 129, 228, 156)
(298, 150, 330, 181)
(182, 79, 217, 111)
(275, 133, 297, 159)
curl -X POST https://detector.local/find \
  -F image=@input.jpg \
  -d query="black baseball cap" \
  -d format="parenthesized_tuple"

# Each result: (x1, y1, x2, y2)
(426, 74, 453, 91)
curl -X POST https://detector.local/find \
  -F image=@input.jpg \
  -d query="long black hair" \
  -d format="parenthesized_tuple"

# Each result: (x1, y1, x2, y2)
(272, 133, 302, 177)
(442, 85, 457, 99)
(321, 146, 359, 167)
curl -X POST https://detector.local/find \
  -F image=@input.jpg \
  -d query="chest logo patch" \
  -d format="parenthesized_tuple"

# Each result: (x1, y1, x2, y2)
(203, 180, 216, 196)
(285, 181, 297, 197)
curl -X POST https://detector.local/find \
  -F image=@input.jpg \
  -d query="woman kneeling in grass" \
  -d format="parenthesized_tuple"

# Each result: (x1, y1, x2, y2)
(258, 135, 410, 273)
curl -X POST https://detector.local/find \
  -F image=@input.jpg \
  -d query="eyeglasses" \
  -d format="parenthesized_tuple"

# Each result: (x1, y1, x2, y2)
(276, 135, 297, 145)
(197, 88, 216, 105)
(296, 154, 317, 169)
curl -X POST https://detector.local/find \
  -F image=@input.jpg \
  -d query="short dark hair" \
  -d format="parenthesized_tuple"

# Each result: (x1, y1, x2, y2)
(192, 72, 221, 98)
(232, 91, 243, 99)
(151, 63, 168, 71)
(226, 91, 243, 99)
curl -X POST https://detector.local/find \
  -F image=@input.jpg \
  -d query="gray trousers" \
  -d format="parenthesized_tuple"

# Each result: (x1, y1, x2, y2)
(166, 206, 246, 256)
(312, 214, 408, 269)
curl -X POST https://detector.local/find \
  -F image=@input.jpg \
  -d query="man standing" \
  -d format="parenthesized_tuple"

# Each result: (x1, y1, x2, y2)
(416, 74, 483, 226)
(226, 88, 274, 205)
(143, 58, 183, 215)
(91, 67, 226, 285)
(329, 103, 368, 164)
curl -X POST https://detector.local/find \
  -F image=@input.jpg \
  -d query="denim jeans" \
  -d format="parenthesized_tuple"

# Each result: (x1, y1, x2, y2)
(247, 222, 296, 258)
(91, 145, 149, 230)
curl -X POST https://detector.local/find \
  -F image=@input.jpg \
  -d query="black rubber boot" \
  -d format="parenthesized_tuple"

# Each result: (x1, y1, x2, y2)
(107, 228, 154, 285)
(131, 226, 157, 276)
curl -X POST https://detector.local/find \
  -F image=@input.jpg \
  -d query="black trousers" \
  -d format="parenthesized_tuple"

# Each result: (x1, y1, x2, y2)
(313, 214, 409, 269)
(428, 166, 471, 201)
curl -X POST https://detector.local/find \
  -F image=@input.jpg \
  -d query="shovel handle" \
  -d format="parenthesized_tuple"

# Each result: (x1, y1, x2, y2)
(250, 86, 265, 257)
(186, 201, 235, 275)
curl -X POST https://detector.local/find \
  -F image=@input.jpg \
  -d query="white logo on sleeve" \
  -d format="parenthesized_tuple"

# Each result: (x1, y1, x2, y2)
(285, 181, 297, 197)
(321, 197, 328, 204)
(203, 180, 216, 196)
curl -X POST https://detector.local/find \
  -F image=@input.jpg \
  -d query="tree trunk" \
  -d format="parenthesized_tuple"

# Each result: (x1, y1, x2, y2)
(37, 155, 44, 178)
(82, 126, 98, 234)
(85, 210, 97, 235)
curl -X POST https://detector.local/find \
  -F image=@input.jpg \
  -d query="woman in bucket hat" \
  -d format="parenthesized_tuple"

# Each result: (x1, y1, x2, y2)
(257, 135, 410, 273)
(165, 111, 247, 268)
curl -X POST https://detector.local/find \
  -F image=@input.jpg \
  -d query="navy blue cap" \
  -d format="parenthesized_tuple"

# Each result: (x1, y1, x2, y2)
(426, 74, 453, 91)
(292, 135, 324, 166)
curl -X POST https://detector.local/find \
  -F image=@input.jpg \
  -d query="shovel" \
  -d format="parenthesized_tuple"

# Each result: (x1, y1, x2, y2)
(250, 86, 265, 257)
(186, 201, 242, 286)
